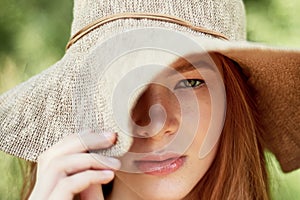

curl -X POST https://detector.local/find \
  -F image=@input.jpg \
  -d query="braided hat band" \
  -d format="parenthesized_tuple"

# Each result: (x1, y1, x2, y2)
(66, 13, 229, 49)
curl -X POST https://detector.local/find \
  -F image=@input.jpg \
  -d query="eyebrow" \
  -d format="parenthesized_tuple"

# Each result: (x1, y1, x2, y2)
(168, 60, 215, 76)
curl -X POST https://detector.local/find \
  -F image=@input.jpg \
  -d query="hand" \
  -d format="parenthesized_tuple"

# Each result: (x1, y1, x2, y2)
(29, 131, 120, 200)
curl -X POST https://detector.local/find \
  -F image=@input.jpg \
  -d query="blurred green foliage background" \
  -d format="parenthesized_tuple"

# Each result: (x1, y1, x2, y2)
(0, 0, 299, 199)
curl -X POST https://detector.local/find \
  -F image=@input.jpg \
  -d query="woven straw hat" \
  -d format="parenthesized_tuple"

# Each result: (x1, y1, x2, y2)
(0, 0, 299, 173)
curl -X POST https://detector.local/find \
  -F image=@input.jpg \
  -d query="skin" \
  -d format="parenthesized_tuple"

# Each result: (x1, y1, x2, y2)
(29, 56, 222, 200)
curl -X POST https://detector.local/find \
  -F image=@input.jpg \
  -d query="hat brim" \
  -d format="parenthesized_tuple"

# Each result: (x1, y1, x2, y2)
(218, 43, 300, 173)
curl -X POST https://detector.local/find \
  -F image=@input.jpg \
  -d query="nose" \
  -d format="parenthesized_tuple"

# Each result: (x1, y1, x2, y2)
(131, 83, 180, 141)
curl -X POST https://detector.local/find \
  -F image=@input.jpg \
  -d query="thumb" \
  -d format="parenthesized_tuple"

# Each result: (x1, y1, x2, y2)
(80, 184, 104, 200)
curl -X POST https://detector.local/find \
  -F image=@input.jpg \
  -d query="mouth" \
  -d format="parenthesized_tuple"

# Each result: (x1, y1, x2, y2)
(134, 153, 186, 176)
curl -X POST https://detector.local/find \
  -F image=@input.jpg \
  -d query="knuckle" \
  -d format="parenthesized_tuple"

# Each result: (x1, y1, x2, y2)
(39, 156, 65, 176)
(47, 157, 63, 171)
(74, 134, 88, 150)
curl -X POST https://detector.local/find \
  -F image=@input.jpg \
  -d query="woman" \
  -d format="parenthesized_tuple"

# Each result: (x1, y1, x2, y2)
(0, 0, 299, 199)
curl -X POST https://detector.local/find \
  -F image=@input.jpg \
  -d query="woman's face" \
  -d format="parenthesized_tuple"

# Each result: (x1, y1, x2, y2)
(114, 56, 222, 199)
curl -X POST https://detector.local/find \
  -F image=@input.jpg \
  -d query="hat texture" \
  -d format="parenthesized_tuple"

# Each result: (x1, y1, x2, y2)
(0, 0, 299, 172)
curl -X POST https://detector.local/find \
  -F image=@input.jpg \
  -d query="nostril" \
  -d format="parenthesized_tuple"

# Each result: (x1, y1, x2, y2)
(164, 130, 175, 136)
(133, 127, 150, 138)
(134, 119, 150, 127)
(131, 120, 150, 138)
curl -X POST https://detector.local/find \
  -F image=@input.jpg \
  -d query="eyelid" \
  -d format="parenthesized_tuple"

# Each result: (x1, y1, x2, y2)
(174, 79, 205, 90)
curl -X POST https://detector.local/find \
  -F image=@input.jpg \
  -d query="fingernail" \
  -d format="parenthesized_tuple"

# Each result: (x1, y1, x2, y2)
(102, 132, 116, 140)
(102, 170, 114, 178)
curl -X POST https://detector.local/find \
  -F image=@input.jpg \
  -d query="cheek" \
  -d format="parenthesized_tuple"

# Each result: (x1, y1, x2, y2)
(179, 89, 211, 131)
(180, 90, 212, 157)
(185, 138, 219, 189)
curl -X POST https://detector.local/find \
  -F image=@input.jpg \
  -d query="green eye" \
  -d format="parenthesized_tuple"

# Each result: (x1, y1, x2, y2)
(175, 79, 205, 89)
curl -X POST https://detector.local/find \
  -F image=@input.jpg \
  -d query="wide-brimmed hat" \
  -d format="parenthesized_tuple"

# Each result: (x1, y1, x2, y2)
(0, 0, 299, 173)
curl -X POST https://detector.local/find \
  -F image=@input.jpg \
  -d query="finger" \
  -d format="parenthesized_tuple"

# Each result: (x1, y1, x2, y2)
(48, 170, 114, 200)
(80, 184, 104, 200)
(33, 154, 119, 199)
(40, 153, 121, 176)
(39, 131, 117, 164)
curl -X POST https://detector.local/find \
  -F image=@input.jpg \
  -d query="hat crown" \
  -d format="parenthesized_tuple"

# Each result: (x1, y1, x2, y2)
(71, 0, 246, 41)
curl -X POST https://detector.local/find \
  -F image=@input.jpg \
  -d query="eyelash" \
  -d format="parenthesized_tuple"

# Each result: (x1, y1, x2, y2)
(174, 79, 206, 89)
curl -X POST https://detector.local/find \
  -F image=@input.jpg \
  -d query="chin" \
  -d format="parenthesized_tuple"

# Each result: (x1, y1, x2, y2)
(136, 187, 189, 200)
(116, 172, 194, 200)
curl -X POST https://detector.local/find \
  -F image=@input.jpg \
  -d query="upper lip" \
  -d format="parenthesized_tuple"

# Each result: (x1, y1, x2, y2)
(135, 152, 185, 162)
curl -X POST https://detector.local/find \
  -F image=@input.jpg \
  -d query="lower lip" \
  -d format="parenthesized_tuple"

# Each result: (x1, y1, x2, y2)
(135, 156, 186, 176)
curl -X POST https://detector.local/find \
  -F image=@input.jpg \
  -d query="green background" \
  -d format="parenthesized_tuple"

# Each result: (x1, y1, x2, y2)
(0, 0, 299, 199)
